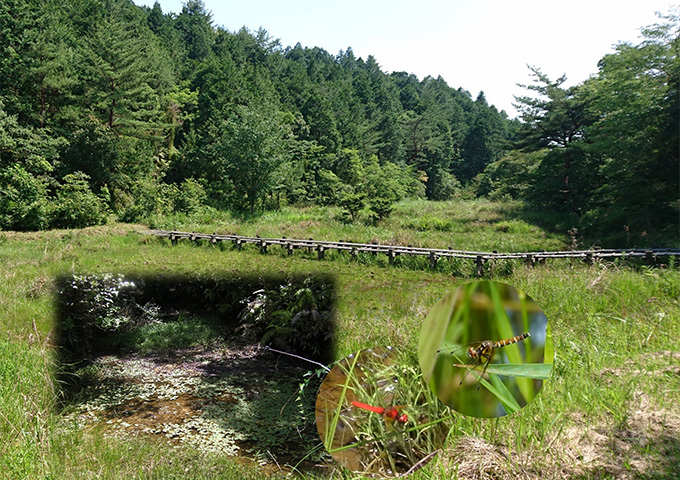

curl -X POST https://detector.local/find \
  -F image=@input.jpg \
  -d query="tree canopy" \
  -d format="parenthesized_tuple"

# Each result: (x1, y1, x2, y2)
(486, 9, 679, 246)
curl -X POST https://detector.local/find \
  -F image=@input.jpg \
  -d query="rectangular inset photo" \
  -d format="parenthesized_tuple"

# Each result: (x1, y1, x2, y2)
(55, 273, 336, 472)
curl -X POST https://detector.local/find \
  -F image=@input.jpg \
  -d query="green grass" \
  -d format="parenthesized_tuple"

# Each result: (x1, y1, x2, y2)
(0, 200, 679, 479)
(317, 347, 449, 477)
(118, 312, 224, 354)
(148, 198, 568, 252)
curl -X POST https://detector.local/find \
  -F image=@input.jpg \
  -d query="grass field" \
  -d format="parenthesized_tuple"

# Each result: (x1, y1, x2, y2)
(1, 199, 679, 479)
(146, 198, 569, 252)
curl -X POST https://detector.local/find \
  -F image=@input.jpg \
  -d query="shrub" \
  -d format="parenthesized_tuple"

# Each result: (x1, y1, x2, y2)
(174, 178, 207, 215)
(427, 168, 461, 200)
(57, 274, 140, 359)
(51, 172, 108, 228)
(476, 149, 545, 200)
(119, 177, 176, 223)
(316, 168, 344, 205)
(0, 165, 51, 231)
(367, 197, 395, 222)
(339, 188, 366, 222)
(238, 278, 335, 361)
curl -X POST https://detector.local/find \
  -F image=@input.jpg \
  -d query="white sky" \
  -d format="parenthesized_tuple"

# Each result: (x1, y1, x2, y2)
(135, 0, 677, 118)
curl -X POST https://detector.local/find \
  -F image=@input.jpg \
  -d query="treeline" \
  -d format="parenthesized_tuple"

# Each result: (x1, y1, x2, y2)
(0, 0, 510, 228)
(0, 0, 677, 246)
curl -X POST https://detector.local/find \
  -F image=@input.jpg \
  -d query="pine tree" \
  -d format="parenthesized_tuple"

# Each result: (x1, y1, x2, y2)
(175, 0, 214, 63)
(458, 92, 507, 182)
(79, 0, 171, 140)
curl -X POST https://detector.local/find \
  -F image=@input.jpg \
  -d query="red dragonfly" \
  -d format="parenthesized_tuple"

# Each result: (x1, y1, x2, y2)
(351, 401, 408, 424)
(437, 332, 531, 389)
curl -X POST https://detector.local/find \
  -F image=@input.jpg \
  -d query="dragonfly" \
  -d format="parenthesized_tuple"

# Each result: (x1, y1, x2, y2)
(351, 401, 408, 425)
(437, 332, 531, 389)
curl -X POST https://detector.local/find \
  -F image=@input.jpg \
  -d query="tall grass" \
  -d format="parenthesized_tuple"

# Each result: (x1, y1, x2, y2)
(149, 198, 569, 252)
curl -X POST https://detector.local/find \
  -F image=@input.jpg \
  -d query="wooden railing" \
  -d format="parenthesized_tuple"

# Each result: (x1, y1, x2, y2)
(146, 230, 680, 276)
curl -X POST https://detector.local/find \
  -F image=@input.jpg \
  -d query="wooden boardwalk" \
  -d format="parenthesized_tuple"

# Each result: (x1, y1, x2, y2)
(146, 230, 680, 276)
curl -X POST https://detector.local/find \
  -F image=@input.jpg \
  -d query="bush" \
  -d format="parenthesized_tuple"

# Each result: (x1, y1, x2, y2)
(0, 165, 52, 231)
(339, 188, 365, 222)
(57, 274, 140, 359)
(476, 149, 545, 200)
(173, 178, 207, 215)
(427, 168, 461, 200)
(238, 277, 335, 361)
(59, 120, 121, 192)
(407, 215, 453, 232)
(119, 177, 176, 223)
(51, 172, 108, 228)
(367, 197, 395, 222)
(315, 168, 344, 205)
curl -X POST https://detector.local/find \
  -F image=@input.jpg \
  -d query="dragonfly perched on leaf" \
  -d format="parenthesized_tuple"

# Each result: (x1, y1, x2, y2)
(351, 401, 408, 425)
(436, 332, 531, 389)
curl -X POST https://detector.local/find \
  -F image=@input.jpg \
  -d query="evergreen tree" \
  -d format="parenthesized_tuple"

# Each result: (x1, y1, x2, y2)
(0, 0, 527, 227)
(457, 92, 507, 183)
(301, 90, 341, 153)
(0, 0, 37, 121)
(79, 0, 172, 140)
(0, 98, 64, 230)
(514, 66, 593, 212)
(175, 0, 214, 63)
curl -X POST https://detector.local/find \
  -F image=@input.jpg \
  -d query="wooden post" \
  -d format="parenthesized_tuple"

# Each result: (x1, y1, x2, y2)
(210, 234, 218, 247)
(645, 250, 655, 265)
(388, 249, 396, 266)
(525, 253, 535, 267)
(584, 252, 594, 265)
(351, 247, 357, 262)
(475, 255, 485, 277)
(429, 252, 438, 270)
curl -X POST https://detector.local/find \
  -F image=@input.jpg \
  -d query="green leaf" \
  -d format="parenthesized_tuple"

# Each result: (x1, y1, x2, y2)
(483, 362, 552, 380)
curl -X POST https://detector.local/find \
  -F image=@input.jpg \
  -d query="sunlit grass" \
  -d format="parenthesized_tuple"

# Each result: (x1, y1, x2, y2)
(146, 198, 569, 253)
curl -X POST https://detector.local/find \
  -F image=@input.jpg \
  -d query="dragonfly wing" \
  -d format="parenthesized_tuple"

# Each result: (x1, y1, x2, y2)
(437, 342, 479, 364)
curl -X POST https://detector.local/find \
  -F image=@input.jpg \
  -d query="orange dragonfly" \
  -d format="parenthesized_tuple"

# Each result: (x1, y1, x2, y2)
(351, 401, 408, 425)
(437, 332, 531, 389)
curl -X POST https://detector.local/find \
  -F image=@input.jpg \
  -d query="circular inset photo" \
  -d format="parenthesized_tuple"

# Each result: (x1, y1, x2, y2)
(315, 346, 448, 478)
(418, 281, 553, 418)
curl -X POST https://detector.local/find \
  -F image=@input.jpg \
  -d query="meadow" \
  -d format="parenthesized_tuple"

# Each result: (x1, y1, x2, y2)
(1, 199, 678, 479)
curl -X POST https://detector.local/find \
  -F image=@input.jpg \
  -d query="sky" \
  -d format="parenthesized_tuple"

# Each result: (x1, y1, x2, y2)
(135, 0, 677, 118)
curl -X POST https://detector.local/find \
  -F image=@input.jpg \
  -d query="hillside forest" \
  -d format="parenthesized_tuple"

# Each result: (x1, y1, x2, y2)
(0, 0, 678, 246)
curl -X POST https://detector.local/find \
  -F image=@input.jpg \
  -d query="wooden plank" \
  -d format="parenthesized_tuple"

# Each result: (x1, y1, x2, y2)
(146, 230, 680, 264)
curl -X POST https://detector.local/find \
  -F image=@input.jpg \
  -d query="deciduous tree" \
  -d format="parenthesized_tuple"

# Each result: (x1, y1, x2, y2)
(207, 105, 291, 213)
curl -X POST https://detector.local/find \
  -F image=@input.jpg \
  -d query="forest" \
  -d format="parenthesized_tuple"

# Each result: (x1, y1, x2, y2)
(0, 0, 678, 246)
